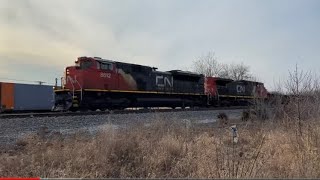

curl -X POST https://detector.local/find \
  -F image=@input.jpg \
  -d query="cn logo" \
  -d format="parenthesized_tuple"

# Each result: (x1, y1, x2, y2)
(100, 72, 111, 78)
(237, 85, 245, 93)
(156, 75, 173, 87)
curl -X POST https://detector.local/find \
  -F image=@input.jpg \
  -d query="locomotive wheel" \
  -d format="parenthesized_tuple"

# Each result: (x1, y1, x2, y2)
(78, 107, 89, 112)
(89, 107, 98, 111)
(69, 107, 79, 112)
(117, 107, 126, 110)
(99, 108, 107, 111)
(110, 106, 125, 110)
(181, 102, 186, 109)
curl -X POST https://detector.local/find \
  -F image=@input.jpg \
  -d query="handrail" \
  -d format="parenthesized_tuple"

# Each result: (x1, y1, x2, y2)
(61, 77, 64, 88)
(66, 76, 75, 99)
(74, 76, 83, 101)
(207, 93, 211, 105)
(216, 89, 220, 101)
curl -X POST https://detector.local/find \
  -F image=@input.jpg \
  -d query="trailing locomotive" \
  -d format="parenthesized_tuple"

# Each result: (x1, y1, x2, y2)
(54, 56, 268, 111)
(205, 77, 268, 106)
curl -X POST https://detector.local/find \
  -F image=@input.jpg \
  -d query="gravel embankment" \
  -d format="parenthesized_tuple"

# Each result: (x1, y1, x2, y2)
(0, 109, 243, 145)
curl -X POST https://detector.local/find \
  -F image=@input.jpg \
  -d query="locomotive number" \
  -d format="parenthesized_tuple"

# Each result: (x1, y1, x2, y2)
(100, 72, 111, 78)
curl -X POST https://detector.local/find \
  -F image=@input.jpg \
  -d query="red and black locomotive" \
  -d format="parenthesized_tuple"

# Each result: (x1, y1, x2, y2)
(54, 56, 268, 111)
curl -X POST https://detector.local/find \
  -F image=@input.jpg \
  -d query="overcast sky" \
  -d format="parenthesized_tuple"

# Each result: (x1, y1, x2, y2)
(1, 0, 319, 89)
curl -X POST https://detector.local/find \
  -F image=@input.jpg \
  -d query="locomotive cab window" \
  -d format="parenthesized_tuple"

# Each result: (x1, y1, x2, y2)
(79, 61, 93, 70)
(101, 63, 113, 71)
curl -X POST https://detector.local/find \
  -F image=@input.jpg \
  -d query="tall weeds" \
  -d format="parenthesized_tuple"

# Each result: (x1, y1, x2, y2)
(1, 118, 320, 178)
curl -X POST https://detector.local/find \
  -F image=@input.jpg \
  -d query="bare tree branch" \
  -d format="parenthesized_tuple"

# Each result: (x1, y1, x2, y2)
(193, 51, 222, 77)
(192, 51, 252, 80)
(227, 63, 251, 81)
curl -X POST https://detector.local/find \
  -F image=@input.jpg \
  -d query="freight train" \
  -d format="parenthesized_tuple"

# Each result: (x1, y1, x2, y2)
(53, 56, 268, 111)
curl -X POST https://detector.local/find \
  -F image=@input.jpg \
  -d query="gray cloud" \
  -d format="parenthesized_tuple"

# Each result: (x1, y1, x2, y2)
(1, 0, 320, 88)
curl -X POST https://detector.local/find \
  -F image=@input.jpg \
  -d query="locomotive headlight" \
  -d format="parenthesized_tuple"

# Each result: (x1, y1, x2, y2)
(66, 69, 70, 75)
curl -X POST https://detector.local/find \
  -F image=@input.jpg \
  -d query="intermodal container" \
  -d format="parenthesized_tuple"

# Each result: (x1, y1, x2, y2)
(13, 83, 54, 111)
(0, 82, 15, 111)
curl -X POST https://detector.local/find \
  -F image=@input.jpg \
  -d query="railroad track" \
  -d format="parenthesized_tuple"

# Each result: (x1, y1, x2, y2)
(0, 106, 248, 119)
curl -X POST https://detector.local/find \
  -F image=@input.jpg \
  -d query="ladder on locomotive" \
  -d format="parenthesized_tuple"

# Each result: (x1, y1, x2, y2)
(64, 76, 83, 102)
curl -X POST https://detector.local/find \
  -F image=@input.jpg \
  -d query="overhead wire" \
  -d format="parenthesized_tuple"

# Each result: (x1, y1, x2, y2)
(0, 77, 55, 85)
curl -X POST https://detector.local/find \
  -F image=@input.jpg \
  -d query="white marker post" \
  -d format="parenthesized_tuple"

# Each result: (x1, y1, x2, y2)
(231, 125, 238, 144)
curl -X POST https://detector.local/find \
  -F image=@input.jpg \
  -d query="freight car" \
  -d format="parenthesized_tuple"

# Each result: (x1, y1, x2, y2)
(0, 82, 54, 112)
(53, 56, 268, 111)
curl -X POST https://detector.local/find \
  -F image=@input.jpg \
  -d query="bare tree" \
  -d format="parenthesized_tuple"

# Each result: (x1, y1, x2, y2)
(193, 51, 222, 77)
(285, 64, 313, 136)
(192, 51, 252, 80)
(219, 64, 230, 79)
(227, 63, 251, 81)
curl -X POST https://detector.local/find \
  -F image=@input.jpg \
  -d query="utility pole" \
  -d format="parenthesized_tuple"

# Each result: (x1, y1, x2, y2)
(36, 81, 46, 85)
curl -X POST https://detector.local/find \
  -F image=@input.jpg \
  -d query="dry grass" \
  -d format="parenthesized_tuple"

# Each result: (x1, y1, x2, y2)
(0, 117, 320, 178)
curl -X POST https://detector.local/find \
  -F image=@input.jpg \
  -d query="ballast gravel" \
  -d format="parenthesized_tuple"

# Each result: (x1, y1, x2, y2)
(0, 109, 243, 146)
